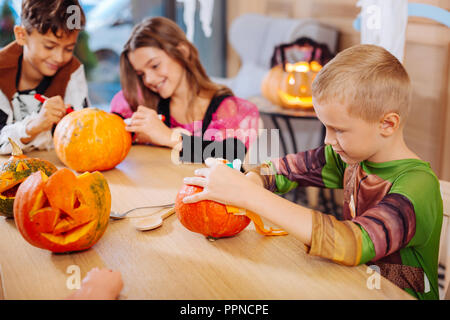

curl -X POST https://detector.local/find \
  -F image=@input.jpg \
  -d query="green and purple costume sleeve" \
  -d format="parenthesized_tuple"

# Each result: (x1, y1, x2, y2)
(250, 145, 443, 300)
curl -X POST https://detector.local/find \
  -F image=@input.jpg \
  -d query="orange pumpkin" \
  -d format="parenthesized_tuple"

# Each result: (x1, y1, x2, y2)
(261, 65, 284, 106)
(13, 168, 111, 253)
(175, 184, 251, 239)
(53, 108, 132, 172)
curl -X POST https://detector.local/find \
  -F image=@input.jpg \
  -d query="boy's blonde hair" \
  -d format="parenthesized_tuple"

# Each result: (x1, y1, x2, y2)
(312, 44, 411, 124)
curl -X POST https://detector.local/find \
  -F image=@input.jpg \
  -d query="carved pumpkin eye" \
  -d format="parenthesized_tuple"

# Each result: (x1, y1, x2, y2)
(13, 168, 111, 253)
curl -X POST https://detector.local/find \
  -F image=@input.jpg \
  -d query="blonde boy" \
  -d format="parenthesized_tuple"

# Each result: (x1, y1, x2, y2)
(183, 44, 443, 300)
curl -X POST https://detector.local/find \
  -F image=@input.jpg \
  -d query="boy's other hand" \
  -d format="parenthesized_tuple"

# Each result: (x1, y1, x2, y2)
(67, 268, 123, 300)
(245, 171, 264, 188)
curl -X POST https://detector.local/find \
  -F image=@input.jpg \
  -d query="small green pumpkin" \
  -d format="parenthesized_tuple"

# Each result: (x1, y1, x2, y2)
(0, 138, 57, 218)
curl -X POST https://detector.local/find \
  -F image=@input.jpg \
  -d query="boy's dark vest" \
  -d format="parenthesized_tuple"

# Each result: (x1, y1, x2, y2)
(0, 41, 81, 106)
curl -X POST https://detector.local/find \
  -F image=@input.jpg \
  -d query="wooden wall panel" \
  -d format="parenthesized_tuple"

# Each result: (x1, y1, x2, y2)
(441, 44, 450, 180)
(403, 43, 448, 175)
(225, 0, 450, 179)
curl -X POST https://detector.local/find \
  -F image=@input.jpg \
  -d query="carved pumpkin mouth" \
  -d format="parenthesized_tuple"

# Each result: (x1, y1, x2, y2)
(26, 178, 97, 246)
(42, 220, 96, 245)
(0, 169, 28, 199)
(278, 90, 313, 108)
(0, 139, 58, 219)
(0, 181, 23, 198)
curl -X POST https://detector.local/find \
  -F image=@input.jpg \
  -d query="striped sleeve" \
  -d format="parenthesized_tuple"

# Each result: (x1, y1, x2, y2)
(307, 210, 364, 266)
(353, 193, 416, 262)
(307, 193, 418, 266)
(246, 145, 345, 194)
(306, 210, 378, 266)
(271, 145, 328, 188)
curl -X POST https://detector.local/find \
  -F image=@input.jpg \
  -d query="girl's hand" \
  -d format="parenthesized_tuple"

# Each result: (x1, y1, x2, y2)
(182, 158, 261, 208)
(126, 106, 174, 147)
(68, 268, 123, 300)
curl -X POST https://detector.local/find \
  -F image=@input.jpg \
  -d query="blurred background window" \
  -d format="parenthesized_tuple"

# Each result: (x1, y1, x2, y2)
(0, 0, 227, 110)
(0, 0, 16, 47)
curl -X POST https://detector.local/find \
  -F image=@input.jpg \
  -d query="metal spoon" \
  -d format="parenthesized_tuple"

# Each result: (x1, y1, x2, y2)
(110, 203, 175, 220)
(134, 207, 176, 231)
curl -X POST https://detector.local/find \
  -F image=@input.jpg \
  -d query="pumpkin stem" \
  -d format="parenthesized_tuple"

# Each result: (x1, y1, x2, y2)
(8, 138, 23, 156)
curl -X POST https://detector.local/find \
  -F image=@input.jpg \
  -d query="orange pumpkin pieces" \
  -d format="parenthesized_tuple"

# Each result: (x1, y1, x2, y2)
(53, 109, 132, 172)
(175, 184, 251, 239)
(13, 168, 111, 253)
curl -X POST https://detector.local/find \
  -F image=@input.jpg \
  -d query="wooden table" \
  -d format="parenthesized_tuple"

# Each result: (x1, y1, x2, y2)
(0, 146, 413, 300)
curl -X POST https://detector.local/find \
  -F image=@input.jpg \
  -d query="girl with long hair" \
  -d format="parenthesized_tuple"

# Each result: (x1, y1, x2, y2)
(111, 17, 259, 159)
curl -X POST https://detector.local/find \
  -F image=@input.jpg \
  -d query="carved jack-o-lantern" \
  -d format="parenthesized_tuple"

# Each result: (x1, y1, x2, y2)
(262, 37, 333, 109)
(0, 139, 57, 218)
(262, 60, 323, 109)
(278, 60, 322, 108)
(13, 168, 111, 253)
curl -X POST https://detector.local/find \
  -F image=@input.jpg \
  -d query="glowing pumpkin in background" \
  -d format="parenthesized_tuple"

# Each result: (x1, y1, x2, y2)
(53, 109, 132, 173)
(175, 184, 251, 239)
(0, 139, 57, 218)
(262, 37, 334, 109)
(261, 60, 323, 109)
(14, 168, 111, 253)
(261, 65, 284, 107)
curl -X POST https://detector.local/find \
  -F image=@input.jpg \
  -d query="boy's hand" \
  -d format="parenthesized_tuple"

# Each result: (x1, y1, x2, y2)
(68, 268, 123, 300)
(22, 96, 68, 144)
(245, 171, 264, 188)
(126, 106, 174, 147)
(35, 96, 67, 131)
(182, 158, 263, 208)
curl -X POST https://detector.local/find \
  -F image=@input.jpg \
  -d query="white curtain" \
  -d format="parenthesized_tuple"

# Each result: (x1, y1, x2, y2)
(177, 0, 215, 42)
(357, 0, 408, 62)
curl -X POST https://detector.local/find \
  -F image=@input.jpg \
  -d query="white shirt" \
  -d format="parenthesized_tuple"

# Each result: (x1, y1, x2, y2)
(0, 65, 89, 154)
